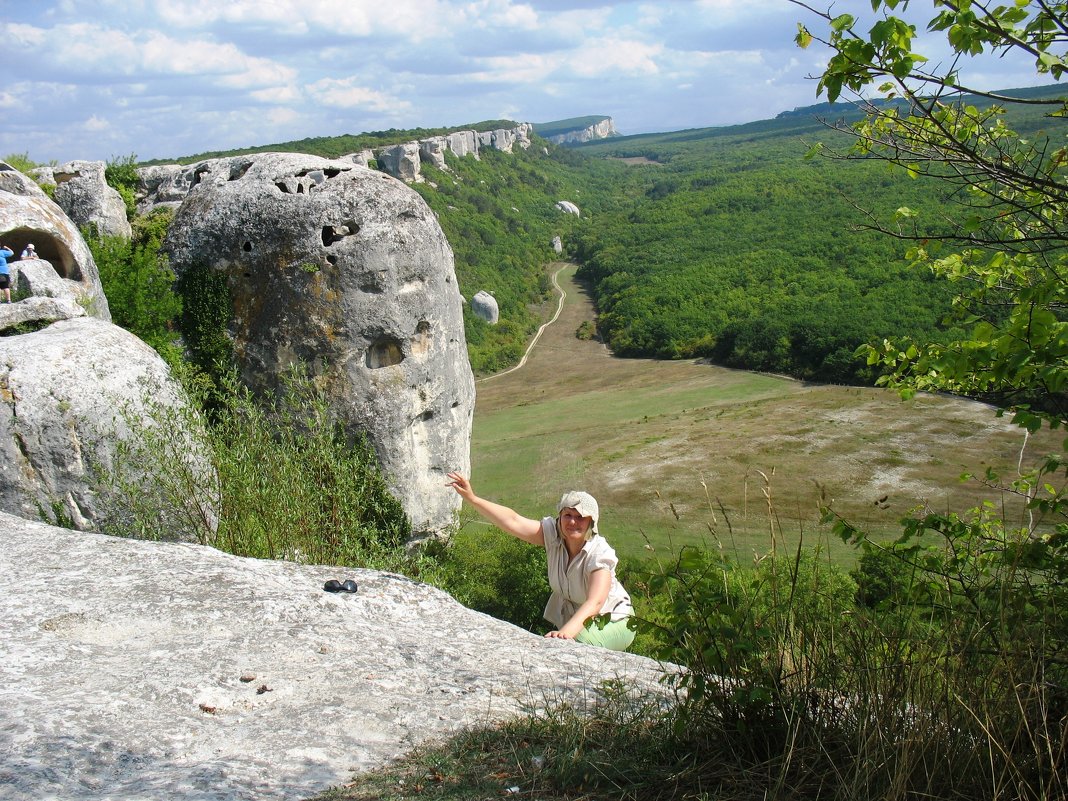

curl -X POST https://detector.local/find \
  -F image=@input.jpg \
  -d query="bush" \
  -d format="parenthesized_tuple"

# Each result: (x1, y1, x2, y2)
(87, 213, 183, 363)
(432, 525, 549, 633)
(96, 364, 416, 573)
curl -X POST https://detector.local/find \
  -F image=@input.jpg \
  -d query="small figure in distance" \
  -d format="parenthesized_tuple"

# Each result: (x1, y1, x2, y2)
(0, 243, 13, 302)
(446, 471, 635, 651)
(20, 243, 38, 260)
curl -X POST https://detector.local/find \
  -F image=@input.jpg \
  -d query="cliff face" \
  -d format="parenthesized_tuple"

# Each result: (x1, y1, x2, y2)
(545, 117, 619, 145)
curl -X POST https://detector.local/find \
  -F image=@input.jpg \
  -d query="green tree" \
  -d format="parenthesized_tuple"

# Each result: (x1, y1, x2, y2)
(795, 0, 1068, 430)
(87, 208, 183, 363)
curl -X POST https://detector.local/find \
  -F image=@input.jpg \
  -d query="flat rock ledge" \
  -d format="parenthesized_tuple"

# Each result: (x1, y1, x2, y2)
(0, 513, 670, 801)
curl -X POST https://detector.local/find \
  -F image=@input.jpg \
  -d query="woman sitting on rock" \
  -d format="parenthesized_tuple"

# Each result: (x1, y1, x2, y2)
(446, 472, 635, 651)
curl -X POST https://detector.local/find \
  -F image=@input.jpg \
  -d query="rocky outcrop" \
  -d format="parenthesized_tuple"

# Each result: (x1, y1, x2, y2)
(471, 290, 500, 324)
(135, 163, 197, 214)
(135, 125, 535, 211)
(0, 514, 668, 801)
(163, 153, 474, 539)
(376, 141, 422, 182)
(552, 235, 564, 254)
(16, 258, 78, 301)
(0, 294, 85, 328)
(50, 160, 133, 239)
(0, 317, 215, 538)
(556, 200, 581, 217)
(371, 123, 533, 183)
(0, 162, 111, 320)
(544, 117, 619, 145)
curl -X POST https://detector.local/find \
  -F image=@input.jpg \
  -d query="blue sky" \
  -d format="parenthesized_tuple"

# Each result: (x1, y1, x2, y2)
(0, 0, 1052, 164)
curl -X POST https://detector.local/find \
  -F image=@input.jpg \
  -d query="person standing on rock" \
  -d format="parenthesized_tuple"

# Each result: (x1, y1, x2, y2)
(0, 244, 13, 302)
(446, 472, 635, 651)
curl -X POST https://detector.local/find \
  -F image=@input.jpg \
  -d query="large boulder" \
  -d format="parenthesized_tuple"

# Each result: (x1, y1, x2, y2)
(163, 152, 474, 539)
(51, 159, 133, 239)
(555, 200, 581, 217)
(0, 514, 667, 801)
(376, 142, 422, 182)
(0, 317, 215, 539)
(472, 290, 500, 324)
(0, 162, 111, 320)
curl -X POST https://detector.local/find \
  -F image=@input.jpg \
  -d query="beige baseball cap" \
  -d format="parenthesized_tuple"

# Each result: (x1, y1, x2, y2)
(557, 490, 599, 534)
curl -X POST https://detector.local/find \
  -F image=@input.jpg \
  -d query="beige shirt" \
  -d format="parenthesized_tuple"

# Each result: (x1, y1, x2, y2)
(541, 516, 633, 628)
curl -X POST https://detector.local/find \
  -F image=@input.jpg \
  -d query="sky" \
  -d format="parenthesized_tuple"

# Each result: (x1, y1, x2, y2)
(0, 0, 1054, 165)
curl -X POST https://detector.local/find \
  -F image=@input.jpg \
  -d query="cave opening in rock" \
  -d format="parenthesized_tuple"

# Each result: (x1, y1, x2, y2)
(366, 335, 405, 369)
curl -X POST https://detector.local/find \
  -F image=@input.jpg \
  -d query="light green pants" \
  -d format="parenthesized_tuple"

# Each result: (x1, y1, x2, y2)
(575, 617, 635, 651)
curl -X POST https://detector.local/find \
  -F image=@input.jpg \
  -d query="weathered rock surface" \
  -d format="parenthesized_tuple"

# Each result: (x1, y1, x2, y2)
(0, 294, 85, 329)
(376, 141, 422, 182)
(0, 317, 214, 537)
(552, 235, 564, 254)
(471, 290, 500, 324)
(135, 163, 196, 214)
(163, 153, 474, 539)
(15, 258, 78, 302)
(0, 514, 669, 801)
(556, 200, 581, 217)
(50, 159, 133, 239)
(0, 162, 111, 320)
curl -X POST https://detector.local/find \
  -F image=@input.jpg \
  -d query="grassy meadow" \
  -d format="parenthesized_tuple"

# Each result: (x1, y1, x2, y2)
(469, 263, 1062, 565)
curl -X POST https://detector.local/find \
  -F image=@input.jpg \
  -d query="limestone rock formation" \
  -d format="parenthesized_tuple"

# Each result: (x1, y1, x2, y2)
(544, 117, 619, 145)
(376, 142, 422, 182)
(0, 515, 668, 801)
(163, 153, 474, 538)
(556, 200, 581, 217)
(136, 163, 196, 214)
(471, 290, 500, 324)
(51, 159, 133, 239)
(552, 235, 564, 254)
(0, 162, 111, 320)
(419, 137, 448, 170)
(0, 317, 215, 538)
(17, 258, 77, 300)
(345, 149, 375, 168)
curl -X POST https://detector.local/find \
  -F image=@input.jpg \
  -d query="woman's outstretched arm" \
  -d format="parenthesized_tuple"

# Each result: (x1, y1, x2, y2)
(446, 472, 544, 545)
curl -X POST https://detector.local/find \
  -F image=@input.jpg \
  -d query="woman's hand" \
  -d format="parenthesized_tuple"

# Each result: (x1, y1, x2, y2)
(446, 472, 475, 502)
(545, 629, 578, 640)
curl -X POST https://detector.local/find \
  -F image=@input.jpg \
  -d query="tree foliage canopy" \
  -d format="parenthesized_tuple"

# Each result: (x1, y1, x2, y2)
(795, 0, 1068, 431)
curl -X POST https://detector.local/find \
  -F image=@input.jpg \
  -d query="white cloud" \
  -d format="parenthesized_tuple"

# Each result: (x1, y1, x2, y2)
(307, 77, 407, 112)
(569, 37, 661, 78)
(83, 115, 111, 132)
(149, 0, 447, 38)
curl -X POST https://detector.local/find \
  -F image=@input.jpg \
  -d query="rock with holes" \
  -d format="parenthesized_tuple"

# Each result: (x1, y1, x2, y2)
(163, 152, 474, 539)
(0, 316, 216, 538)
(0, 162, 111, 320)
(51, 160, 133, 240)
(471, 290, 499, 324)
(135, 163, 196, 214)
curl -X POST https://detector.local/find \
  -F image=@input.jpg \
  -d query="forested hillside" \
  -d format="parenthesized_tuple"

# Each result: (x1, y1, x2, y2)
(567, 117, 959, 382)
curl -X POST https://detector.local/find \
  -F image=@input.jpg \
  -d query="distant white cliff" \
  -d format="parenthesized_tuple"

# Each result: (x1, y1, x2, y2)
(544, 118, 619, 145)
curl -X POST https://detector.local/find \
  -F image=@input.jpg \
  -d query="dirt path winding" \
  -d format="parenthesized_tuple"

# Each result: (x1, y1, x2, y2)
(476, 263, 569, 383)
